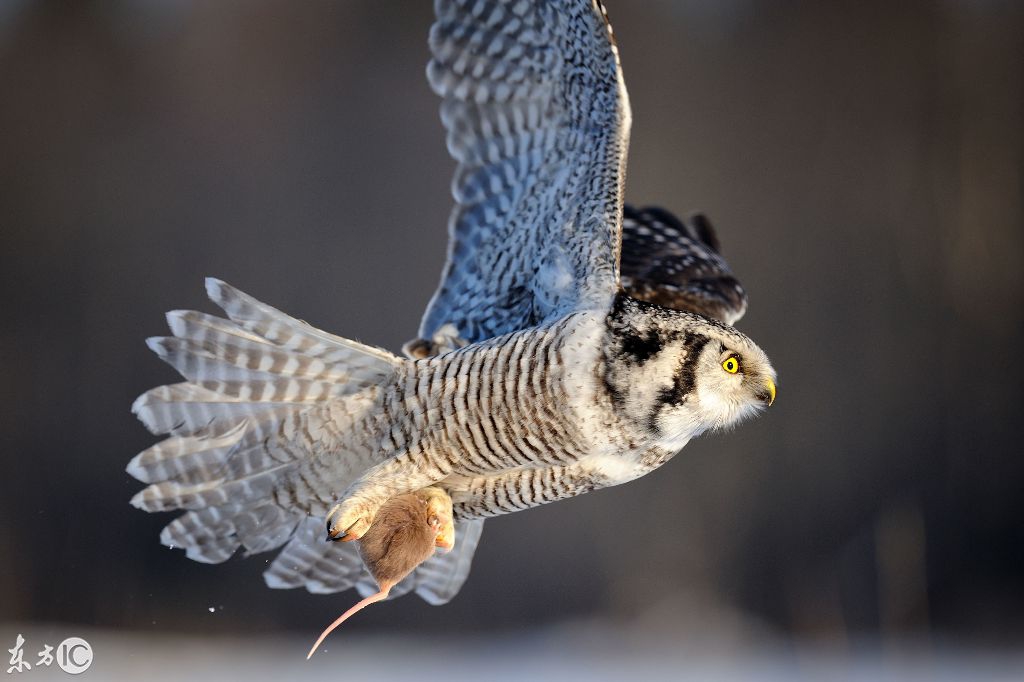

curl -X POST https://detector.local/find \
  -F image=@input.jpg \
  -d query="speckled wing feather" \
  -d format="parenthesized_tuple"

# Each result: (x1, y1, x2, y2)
(264, 517, 367, 594)
(419, 0, 631, 344)
(620, 205, 748, 325)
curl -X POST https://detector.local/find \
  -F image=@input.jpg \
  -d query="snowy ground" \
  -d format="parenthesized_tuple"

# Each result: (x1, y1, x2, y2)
(5, 623, 1022, 682)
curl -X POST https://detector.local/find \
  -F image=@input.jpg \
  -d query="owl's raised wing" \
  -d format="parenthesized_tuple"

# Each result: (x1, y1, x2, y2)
(620, 205, 748, 325)
(419, 0, 631, 345)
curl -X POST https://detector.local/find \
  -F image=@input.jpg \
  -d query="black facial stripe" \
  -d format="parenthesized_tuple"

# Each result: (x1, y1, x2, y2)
(619, 328, 663, 363)
(655, 333, 710, 411)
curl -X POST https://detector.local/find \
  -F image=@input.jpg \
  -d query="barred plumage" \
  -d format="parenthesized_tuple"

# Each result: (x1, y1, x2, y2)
(387, 315, 591, 477)
(129, 0, 777, 610)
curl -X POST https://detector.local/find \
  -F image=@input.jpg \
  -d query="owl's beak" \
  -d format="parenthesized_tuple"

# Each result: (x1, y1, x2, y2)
(763, 378, 776, 407)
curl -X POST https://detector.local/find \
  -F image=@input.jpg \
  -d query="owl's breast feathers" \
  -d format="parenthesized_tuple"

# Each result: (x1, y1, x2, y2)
(354, 302, 702, 501)
(371, 311, 621, 477)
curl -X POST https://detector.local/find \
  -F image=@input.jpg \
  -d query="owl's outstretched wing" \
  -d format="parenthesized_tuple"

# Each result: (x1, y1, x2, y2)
(620, 205, 748, 325)
(419, 0, 631, 344)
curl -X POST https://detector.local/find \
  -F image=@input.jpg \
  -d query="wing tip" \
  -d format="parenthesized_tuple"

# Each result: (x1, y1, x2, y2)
(144, 336, 171, 358)
(125, 453, 150, 483)
(204, 277, 233, 308)
(131, 387, 173, 435)
(263, 570, 293, 590)
(165, 310, 193, 337)
(129, 487, 153, 511)
(204, 276, 226, 294)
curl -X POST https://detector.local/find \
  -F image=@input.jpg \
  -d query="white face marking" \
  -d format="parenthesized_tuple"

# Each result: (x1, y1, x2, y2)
(604, 297, 776, 443)
(687, 338, 775, 432)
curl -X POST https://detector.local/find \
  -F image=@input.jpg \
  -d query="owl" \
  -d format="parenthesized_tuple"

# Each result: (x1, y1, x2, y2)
(129, 0, 776, 607)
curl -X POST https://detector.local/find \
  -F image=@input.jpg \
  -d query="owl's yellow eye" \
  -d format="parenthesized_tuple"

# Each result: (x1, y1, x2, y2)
(722, 356, 741, 374)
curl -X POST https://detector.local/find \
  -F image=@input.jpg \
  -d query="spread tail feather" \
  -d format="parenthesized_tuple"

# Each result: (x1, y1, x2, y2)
(129, 279, 482, 606)
(128, 279, 400, 563)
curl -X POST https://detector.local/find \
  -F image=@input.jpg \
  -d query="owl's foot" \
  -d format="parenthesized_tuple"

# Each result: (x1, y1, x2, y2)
(326, 458, 446, 542)
(325, 500, 376, 542)
(401, 323, 466, 359)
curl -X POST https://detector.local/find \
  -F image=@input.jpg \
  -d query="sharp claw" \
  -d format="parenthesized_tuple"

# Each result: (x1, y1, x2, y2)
(326, 516, 368, 542)
(325, 500, 377, 543)
(340, 518, 368, 541)
(326, 518, 344, 541)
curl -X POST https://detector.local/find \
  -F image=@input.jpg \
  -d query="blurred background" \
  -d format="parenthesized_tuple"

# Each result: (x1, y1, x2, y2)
(1, 1, 1022, 679)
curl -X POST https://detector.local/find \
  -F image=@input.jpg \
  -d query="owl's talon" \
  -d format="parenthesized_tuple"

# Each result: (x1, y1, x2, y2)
(325, 502, 375, 542)
(327, 529, 359, 543)
(401, 323, 467, 359)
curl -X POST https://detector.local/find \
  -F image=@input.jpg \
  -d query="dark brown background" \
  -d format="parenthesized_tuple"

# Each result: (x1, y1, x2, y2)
(1, 0, 1021, 656)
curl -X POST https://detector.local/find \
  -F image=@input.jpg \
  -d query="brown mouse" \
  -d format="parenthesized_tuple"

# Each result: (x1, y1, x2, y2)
(306, 486, 455, 658)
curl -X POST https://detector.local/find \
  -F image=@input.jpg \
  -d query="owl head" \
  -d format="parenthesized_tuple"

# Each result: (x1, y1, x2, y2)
(603, 294, 776, 443)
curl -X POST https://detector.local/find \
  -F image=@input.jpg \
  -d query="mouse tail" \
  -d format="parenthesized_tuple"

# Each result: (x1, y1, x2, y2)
(306, 584, 393, 659)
